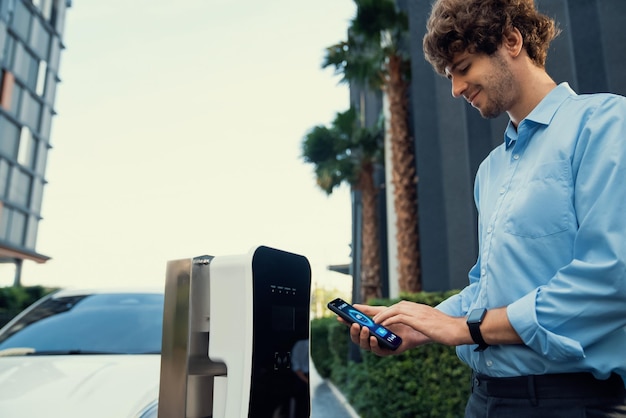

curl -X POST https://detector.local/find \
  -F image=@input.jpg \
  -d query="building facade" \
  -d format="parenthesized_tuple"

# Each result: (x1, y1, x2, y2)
(0, 0, 71, 285)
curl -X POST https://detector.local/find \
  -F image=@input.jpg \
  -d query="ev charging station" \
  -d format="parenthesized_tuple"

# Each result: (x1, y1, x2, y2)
(158, 246, 312, 418)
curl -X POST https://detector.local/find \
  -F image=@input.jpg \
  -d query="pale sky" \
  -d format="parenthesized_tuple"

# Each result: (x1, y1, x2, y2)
(1, 0, 357, 294)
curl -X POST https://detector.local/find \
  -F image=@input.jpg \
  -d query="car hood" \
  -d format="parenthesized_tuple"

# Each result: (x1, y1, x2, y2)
(0, 354, 160, 418)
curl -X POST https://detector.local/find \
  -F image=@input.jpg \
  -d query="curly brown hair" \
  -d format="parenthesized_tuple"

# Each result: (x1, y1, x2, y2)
(423, 0, 559, 75)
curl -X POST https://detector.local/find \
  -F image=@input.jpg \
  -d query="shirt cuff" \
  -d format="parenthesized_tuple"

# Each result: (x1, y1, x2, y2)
(507, 291, 585, 361)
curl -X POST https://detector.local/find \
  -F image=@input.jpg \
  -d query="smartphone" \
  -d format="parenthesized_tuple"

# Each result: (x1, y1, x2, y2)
(327, 298, 402, 351)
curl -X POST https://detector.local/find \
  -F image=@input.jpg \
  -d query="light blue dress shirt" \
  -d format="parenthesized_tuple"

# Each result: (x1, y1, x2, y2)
(437, 83, 626, 385)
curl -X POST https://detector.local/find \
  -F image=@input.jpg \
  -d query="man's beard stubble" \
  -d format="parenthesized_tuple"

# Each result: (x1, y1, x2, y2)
(477, 53, 516, 119)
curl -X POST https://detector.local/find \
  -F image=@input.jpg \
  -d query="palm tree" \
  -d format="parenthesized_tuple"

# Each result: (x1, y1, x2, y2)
(323, 0, 421, 293)
(302, 108, 384, 302)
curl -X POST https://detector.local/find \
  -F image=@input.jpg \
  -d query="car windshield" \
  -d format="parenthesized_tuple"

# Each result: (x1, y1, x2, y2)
(0, 292, 163, 355)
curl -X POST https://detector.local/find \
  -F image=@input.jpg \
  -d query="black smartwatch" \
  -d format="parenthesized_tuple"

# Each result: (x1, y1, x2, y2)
(466, 308, 489, 352)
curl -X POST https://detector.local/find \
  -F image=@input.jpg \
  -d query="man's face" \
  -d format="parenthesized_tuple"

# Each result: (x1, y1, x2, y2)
(444, 49, 517, 119)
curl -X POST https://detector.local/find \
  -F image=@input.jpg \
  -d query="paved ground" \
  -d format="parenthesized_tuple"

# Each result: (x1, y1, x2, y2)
(310, 364, 359, 418)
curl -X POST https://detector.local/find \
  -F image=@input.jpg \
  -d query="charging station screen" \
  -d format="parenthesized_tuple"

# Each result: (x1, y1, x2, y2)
(272, 305, 295, 332)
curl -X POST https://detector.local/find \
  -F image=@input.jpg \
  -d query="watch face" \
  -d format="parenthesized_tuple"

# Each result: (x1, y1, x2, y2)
(468, 309, 486, 323)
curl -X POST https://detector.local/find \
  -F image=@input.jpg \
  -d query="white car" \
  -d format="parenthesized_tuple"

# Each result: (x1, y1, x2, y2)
(0, 288, 163, 418)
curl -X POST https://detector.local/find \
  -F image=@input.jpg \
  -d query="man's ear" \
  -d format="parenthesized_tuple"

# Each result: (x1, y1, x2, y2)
(502, 27, 524, 58)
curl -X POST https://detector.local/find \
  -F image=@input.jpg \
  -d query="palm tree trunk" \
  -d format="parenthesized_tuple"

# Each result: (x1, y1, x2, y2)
(358, 162, 382, 302)
(385, 53, 421, 292)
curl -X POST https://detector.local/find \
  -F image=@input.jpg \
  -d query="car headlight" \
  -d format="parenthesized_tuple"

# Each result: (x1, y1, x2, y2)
(137, 400, 158, 418)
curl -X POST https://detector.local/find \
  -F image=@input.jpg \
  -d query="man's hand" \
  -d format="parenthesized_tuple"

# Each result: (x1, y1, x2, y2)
(336, 304, 430, 356)
(337, 301, 521, 356)
(372, 301, 471, 346)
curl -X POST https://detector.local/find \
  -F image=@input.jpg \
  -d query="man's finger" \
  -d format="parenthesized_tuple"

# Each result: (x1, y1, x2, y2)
(349, 323, 362, 345)
(359, 325, 372, 350)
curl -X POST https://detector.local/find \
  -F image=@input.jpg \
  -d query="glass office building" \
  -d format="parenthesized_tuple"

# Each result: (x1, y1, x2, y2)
(0, 0, 70, 284)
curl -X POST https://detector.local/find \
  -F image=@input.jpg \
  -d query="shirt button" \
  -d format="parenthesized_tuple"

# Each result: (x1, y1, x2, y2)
(513, 154, 520, 160)
(487, 226, 492, 233)
(486, 360, 493, 367)
(481, 268, 486, 276)
(499, 188, 505, 194)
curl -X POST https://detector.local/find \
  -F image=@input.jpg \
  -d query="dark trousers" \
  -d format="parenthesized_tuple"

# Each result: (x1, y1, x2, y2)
(465, 372, 626, 418)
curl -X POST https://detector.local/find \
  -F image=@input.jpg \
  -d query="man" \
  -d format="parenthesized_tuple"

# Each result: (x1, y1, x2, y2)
(344, 0, 626, 416)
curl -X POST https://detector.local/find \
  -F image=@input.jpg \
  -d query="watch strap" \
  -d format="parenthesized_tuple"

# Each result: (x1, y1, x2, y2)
(467, 309, 489, 352)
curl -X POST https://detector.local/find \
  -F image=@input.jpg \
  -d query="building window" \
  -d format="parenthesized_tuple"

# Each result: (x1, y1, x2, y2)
(43, 69, 56, 104)
(0, 204, 9, 240)
(0, 29, 6, 63)
(50, 0, 65, 34)
(0, 70, 15, 110)
(30, 177, 44, 213)
(11, 42, 39, 92)
(25, 215, 39, 248)
(39, 105, 52, 138)
(11, 1, 32, 42)
(29, 14, 51, 60)
(8, 81, 22, 116)
(47, 37, 60, 73)
(0, 159, 9, 198)
(0, 115, 20, 158)
(39, 0, 53, 21)
(36, 61, 47, 95)
(8, 167, 31, 207)
(19, 90, 42, 131)
(18, 126, 36, 168)
(9, 209, 27, 246)
(3, 34, 17, 70)
(35, 138, 48, 176)
(25, 49, 39, 92)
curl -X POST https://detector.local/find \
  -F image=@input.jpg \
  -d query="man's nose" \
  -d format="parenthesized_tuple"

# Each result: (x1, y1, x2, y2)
(451, 77, 466, 99)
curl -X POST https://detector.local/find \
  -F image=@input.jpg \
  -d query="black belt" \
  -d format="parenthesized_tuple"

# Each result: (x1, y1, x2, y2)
(472, 372, 625, 399)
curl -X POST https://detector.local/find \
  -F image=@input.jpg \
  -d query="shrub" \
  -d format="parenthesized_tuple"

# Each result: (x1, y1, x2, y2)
(310, 316, 336, 378)
(311, 291, 471, 418)
(0, 286, 56, 327)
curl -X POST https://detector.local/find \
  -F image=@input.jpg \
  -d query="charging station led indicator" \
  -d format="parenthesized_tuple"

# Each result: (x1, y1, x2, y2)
(270, 285, 297, 296)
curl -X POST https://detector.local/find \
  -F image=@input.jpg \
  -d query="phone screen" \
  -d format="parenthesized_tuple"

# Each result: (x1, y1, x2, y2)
(327, 298, 402, 350)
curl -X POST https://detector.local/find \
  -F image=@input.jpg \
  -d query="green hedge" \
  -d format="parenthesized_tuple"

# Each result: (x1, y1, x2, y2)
(311, 291, 471, 418)
(310, 316, 336, 378)
(0, 286, 56, 327)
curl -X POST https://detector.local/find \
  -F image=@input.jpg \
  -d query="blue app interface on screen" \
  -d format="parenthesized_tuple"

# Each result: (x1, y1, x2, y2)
(335, 301, 401, 349)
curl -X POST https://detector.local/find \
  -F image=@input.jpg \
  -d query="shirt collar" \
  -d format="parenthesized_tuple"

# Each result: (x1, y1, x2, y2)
(504, 82, 577, 148)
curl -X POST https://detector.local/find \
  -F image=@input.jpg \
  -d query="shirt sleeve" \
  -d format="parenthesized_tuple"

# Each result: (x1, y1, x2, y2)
(436, 260, 481, 317)
(507, 96, 626, 361)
